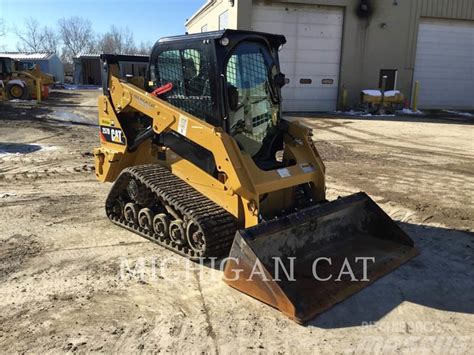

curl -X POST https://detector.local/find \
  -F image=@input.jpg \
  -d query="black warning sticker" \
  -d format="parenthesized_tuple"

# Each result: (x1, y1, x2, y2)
(100, 126, 126, 145)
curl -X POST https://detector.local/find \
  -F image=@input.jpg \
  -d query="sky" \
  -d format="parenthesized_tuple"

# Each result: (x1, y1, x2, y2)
(0, 0, 205, 51)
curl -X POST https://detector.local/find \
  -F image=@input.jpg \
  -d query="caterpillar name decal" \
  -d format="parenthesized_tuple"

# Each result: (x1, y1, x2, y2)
(100, 126, 125, 145)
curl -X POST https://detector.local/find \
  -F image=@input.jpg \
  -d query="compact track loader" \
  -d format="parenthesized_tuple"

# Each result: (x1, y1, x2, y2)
(0, 56, 51, 100)
(94, 30, 418, 324)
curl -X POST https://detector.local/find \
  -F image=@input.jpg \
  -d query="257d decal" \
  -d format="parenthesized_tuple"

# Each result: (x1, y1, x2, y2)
(100, 126, 126, 145)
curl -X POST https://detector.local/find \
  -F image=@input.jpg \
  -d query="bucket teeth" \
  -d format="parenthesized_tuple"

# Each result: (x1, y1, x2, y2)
(223, 192, 419, 324)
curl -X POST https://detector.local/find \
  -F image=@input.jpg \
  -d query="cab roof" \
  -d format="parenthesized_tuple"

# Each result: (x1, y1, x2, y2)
(156, 29, 286, 48)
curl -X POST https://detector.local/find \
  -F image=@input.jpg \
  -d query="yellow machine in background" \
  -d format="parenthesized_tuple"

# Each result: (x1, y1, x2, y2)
(16, 61, 55, 86)
(0, 56, 53, 100)
(0, 80, 5, 101)
(361, 89, 405, 113)
(94, 30, 418, 324)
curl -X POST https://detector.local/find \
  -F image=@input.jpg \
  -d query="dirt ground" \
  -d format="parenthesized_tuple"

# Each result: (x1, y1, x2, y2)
(0, 91, 473, 354)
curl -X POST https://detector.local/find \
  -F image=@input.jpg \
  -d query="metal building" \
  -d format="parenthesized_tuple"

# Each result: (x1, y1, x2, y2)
(186, 0, 474, 111)
(73, 54, 102, 85)
(0, 52, 64, 83)
(74, 54, 149, 85)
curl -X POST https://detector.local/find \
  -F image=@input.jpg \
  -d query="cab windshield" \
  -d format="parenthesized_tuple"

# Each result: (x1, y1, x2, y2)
(225, 41, 280, 157)
(15, 61, 35, 71)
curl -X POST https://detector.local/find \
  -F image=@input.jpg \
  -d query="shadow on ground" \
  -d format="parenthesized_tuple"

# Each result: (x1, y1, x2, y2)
(0, 142, 42, 154)
(308, 223, 474, 328)
(200, 221, 473, 328)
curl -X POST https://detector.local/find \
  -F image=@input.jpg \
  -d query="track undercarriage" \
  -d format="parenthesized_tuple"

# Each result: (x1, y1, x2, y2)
(106, 164, 238, 260)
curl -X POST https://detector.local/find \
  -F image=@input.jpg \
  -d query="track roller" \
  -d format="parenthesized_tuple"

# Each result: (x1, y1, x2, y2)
(186, 220, 206, 253)
(169, 220, 185, 245)
(153, 213, 170, 238)
(138, 208, 154, 230)
(124, 202, 139, 223)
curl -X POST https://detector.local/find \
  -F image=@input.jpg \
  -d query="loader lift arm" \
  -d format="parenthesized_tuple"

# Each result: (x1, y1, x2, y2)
(97, 50, 326, 227)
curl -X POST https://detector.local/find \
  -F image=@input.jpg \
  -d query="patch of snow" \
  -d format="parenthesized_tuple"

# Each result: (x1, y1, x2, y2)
(334, 110, 366, 116)
(361, 89, 401, 97)
(444, 110, 474, 118)
(8, 99, 37, 104)
(362, 90, 382, 96)
(62, 84, 101, 91)
(8, 79, 26, 87)
(384, 90, 401, 97)
(0, 192, 16, 198)
(40, 145, 58, 152)
(42, 110, 93, 125)
(361, 113, 396, 117)
(398, 108, 424, 115)
(334, 110, 395, 117)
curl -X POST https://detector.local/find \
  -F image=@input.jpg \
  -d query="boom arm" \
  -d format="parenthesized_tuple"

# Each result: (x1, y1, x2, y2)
(95, 56, 325, 228)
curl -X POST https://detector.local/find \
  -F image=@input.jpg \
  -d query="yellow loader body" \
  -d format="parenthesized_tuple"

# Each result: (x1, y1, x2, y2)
(93, 30, 417, 323)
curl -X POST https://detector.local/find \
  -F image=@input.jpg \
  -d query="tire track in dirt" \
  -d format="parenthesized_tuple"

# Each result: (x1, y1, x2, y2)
(306, 117, 472, 154)
(318, 125, 472, 161)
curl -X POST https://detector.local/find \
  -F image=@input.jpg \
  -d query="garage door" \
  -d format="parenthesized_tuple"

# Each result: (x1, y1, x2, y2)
(413, 19, 474, 109)
(251, 3, 343, 112)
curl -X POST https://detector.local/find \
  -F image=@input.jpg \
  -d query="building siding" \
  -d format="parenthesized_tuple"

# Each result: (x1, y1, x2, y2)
(186, 0, 238, 32)
(187, 0, 474, 109)
(413, 18, 474, 109)
(47, 56, 65, 83)
(420, 0, 474, 20)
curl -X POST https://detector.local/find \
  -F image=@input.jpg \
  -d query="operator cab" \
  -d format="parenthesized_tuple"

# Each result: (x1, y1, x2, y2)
(147, 30, 287, 170)
(0, 57, 14, 78)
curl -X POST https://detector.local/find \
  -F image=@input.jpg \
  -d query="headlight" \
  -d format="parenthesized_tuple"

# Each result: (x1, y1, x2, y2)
(220, 37, 230, 46)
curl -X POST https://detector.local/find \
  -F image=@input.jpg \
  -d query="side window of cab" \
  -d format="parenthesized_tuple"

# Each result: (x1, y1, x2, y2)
(153, 48, 214, 123)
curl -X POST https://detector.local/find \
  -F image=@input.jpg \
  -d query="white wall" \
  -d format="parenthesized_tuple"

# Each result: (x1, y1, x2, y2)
(186, 0, 237, 33)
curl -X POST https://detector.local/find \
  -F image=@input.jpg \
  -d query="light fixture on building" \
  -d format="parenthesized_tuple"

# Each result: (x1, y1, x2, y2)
(229, 0, 234, 7)
(356, 0, 372, 19)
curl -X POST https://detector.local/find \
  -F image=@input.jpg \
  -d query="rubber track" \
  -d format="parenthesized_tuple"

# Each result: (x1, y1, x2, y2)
(105, 164, 238, 260)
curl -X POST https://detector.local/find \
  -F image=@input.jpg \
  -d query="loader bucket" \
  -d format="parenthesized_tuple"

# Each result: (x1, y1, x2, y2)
(223, 192, 418, 324)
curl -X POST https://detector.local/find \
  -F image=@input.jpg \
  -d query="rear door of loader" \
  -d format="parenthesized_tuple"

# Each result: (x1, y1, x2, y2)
(224, 192, 418, 324)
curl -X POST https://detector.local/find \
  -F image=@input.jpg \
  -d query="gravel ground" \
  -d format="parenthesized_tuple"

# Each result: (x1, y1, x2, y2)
(0, 91, 472, 354)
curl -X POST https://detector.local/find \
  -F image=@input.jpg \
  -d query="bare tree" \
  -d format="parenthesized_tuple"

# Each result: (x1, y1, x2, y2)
(58, 16, 95, 62)
(0, 18, 5, 38)
(136, 41, 152, 55)
(97, 26, 137, 54)
(41, 26, 60, 53)
(15, 18, 41, 51)
(0, 18, 5, 50)
(15, 18, 59, 53)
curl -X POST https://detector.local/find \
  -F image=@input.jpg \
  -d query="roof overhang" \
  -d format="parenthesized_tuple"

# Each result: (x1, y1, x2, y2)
(0, 52, 55, 60)
(185, 0, 216, 28)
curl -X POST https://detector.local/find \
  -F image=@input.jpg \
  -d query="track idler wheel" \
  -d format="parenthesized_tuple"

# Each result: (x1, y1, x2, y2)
(153, 213, 169, 239)
(138, 208, 154, 230)
(186, 220, 206, 253)
(126, 179, 152, 205)
(124, 202, 139, 224)
(169, 220, 185, 246)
